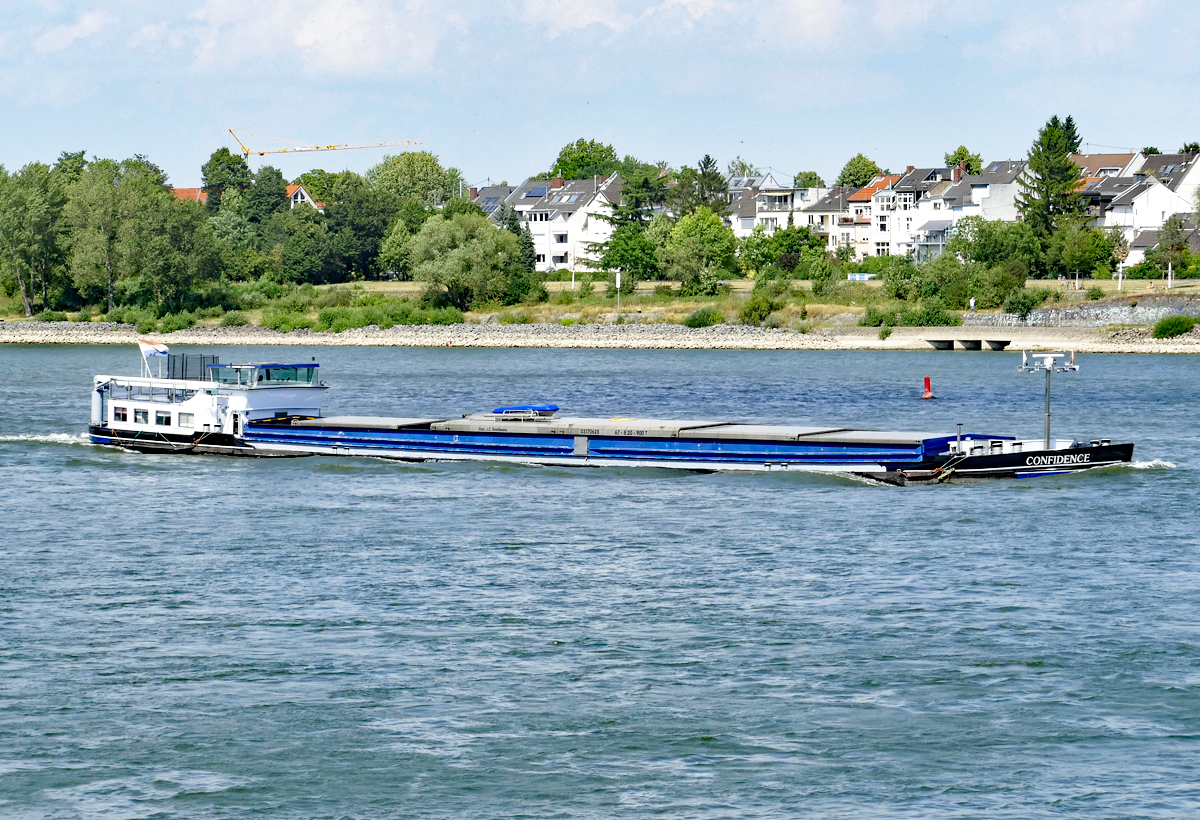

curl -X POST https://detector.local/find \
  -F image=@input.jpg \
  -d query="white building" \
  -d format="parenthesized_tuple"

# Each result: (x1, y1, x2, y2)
(505, 175, 624, 272)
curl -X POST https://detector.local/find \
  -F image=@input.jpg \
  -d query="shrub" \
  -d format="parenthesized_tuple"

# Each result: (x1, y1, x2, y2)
(552, 289, 576, 305)
(157, 312, 196, 333)
(220, 310, 249, 327)
(897, 302, 962, 327)
(524, 283, 550, 304)
(653, 284, 675, 296)
(859, 306, 897, 327)
(1152, 314, 1197, 338)
(1003, 288, 1049, 320)
(559, 318, 576, 326)
(739, 292, 780, 325)
(315, 301, 463, 331)
(879, 325, 893, 340)
(577, 275, 594, 298)
(34, 310, 67, 322)
(1086, 285, 1105, 301)
(262, 309, 315, 333)
(683, 306, 724, 328)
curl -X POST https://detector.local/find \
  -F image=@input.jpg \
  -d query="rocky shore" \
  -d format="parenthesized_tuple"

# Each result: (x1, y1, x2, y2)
(3, 319, 1200, 353)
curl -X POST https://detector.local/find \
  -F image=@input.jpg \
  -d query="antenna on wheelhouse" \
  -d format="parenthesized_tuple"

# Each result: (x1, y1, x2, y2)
(1019, 351, 1079, 450)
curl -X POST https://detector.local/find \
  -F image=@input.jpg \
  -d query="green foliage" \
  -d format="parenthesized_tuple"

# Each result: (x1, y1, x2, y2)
(859, 306, 897, 327)
(407, 212, 535, 309)
(944, 145, 983, 175)
(1016, 115, 1084, 239)
(201, 147, 252, 212)
(293, 170, 339, 202)
(947, 216, 1040, 271)
(157, 311, 196, 332)
(1152, 314, 1197, 338)
(666, 155, 727, 217)
(1054, 220, 1116, 275)
(577, 274, 594, 298)
(878, 325, 892, 340)
(316, 300, 463, 331)
(896, 302, 962, 327)
(261, 205, 336, 284)
(1086, 285, 1105, 300)
(324, 172, 402, 280)
(35, 310, 67, 321)
(1181, 142, 1200, 155)
(242, 166, 289, 224)
(548, 138, 620, 179)
(1143, 146, 1161, 155)
(683, 306, 724, 328)
(739, 292, 781, 325)
(1002, 287, 1049, 319)
(836, 154, 883, 188)
(667, 207, 736, 287)
(219, 310, 248, 326)
(366, 152, 457, 206)
(793, 171, 825, 188)
(596, 223, 660, 285)
(261, 308, 314, 333)
(808, 254, 837, 297)
(727, 156, 759, 176)
(0, 160, 71, 316)
(552, 289, 575, 305)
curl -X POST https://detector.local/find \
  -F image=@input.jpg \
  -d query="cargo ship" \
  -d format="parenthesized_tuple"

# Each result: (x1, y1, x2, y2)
(86, 342, 1134, 485)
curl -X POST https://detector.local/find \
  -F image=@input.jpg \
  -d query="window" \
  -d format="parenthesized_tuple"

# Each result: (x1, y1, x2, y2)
(134, 409, 148, 424)
(569, 194, 580, 203)
(875, 242, 890, 256)
(808, 215, 815, 225)
(877, 216, 888, 231)
(933, 202, 941, 210)
(113, 407, 127, 422)
(554, 233, 567, 244)
(155, 411, 171, 426)
(178, 413, 194, 429)
(552, 254, 568, 264)
(529, 212, 549, 222)
(552, 195, 563, 203)
(841, 232, 851, 243)
(536, 254, 546, 263)
(525, 187, 548, 198)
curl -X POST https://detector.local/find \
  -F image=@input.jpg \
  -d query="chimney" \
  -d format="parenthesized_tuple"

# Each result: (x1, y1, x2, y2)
(469, 187, 478, 201)
(906, 165, 914, 174)
(599, 175, 608, 183)
(952, 166, 961, 182)
(551, 177, 564, 189)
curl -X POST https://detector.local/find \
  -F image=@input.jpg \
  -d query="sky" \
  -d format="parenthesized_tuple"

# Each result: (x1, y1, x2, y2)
(3, 0, 1198, 188)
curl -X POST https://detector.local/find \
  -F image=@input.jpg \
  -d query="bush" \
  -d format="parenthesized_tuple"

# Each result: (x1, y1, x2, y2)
(220, 310, 249, 327)
(859, 306, 897, 327)
(262, 309, 315, 333)
(1003, 287, 1049, 319)
(653, 284, 675, 297)
(1152, 314, 1197, 338)
(683, 306, 724, 328)
(739, 292, 780, 325)
(1086, 285, 1105, 301)
(897, 302, 962, 327)
(315, 301, 463, 331)
(34, 310, 67, 322)
(879, 325, 893, 340)
(552, 289, 576, 305)
(157, 312, 196, 333)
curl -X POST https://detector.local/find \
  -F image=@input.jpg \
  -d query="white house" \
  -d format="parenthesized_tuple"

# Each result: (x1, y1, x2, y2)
(1133, 153, 1200, 210)
(505, 175, 624, 272)
(1098, 177, 1193, 247)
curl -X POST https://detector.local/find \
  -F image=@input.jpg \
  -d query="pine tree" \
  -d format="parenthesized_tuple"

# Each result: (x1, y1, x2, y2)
(1016, 115, 1083, 238)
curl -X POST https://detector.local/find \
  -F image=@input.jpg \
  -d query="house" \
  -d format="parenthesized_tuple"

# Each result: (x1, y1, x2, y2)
(1098, 177, 1193, 248)
(171, 187, 208, 205)
(844, 175, 901, 260)
(286, 184, 325, 212)
(802, 187, 858, 252)
(1070, 152, 1143, 178)
(729, 186, 761, 238)
(726, 173, 781, 205)
(505, 175, 624, 271)
(1133, 152, 1200, 208)
(1124, 213, 1200, 268)
(469, 185, 517, 218)
(751, 183, 829, 237)
(870, 166, 963, 256)
(908, 160, 1029, 261)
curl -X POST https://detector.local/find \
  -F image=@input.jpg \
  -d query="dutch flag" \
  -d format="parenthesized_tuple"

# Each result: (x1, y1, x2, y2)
(138, 338, 169, 358)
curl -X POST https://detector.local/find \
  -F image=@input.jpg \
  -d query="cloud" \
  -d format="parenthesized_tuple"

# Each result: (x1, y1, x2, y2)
(521, 0, 633, 37)
(994, 0, 1159, 65)
(35, 10, 114, 54)
(190, 0, 442, 75)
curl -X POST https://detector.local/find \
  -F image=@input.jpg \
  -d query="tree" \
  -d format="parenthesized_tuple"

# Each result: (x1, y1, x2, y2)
(495, 204, 535, 273)
(727, 156, 759, 176)
(366, 151, 456, 206)
(1016, 115, 1084, 239)
(1061, 116, 1082, 153)
(808, 253, 837, 297)
(793, 171, 825, 188)
(944, 145, 983, 175)
(547, 138, 619, 179)
(242, 165, 289, 225)
(261, 205, 337, 284)
(0, 162, 70, 312)
(595, 223, 660, 285)
(836, 154, 882, 188)
(667, 206, 736, 291)
(1181, 142, 1200, 155)
(666, 155, 727, 217)
(200, 147, 252, 212)
(294, 169, 339, 202)
(609, 167, 668, 227)
(324, 171, 402, 280)
(65, 159, 124, 311)
(407, 213, 534, 308)
(1156, 215, 1189, 272)
(946, 216, 1040, 270)
(1143, 146, 1162, 156)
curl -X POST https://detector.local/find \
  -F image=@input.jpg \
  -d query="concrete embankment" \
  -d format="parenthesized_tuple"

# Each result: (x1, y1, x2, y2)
(3, 320, 1200, 353)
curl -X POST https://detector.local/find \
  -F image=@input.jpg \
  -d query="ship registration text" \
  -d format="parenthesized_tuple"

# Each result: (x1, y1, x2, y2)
(1025, 453, 1091, 466)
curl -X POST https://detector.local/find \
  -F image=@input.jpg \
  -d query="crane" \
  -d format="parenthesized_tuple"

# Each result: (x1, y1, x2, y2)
(229, 129, 420, 159)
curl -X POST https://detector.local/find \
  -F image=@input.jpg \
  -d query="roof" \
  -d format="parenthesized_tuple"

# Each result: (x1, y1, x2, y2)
(973, 160, 1027, 184)
(1070, 153, 1136, 176)
(1109, 179, 1157, 207)
(1079, 176, 1146, 202)
(473, 185, 516, 215)
(285, 184, 325, 208)
(915, 220, 952, 233)
(807, 187, 857, 213)
(1131, 214, 1200, 252)
(507, 175, 622, 217)
(1135, 153, 1199, 191)
(171, 187, 208, 204)
(848, 174, 901, 202)
(732, 188, 758, 218)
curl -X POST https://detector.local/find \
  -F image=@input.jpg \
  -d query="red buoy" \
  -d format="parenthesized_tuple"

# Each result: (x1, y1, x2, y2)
(922, 376, 934, 400)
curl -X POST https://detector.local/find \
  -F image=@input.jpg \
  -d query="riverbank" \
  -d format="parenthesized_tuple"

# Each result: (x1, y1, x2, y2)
(3, 320, 1200, 353)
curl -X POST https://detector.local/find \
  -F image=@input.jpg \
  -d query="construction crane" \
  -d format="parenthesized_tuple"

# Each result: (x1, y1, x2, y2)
(229, 129, 420, 159)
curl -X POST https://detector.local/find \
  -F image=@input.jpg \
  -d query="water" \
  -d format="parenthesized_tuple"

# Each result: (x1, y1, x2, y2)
(1, 345, 1197, 819)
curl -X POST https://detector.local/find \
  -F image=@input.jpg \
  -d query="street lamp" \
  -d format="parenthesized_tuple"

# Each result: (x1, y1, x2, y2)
(1019, 351, 1079, 450)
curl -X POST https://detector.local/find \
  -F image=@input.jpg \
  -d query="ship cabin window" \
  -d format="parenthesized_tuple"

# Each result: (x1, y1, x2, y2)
(209, 366, 251, 386)
(113, 407, 127, 422)
(134, 409, 149, 424)
(178, 413, 194, 428)
(155, 411, 171, 426)
(254, 367, 315, 385)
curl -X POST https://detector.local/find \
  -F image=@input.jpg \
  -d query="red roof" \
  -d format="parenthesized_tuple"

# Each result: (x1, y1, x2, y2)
(172, 187, 207, 203)
(847, 174, 901, 202)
